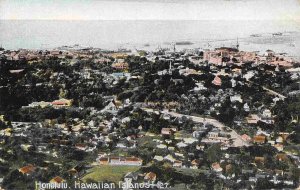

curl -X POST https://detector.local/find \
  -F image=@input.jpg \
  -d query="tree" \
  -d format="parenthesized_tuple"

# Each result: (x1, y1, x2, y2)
(204, 144, 222, 163)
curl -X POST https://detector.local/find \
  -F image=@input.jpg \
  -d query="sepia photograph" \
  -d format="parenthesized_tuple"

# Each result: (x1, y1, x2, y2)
(0, 0, 300, 189)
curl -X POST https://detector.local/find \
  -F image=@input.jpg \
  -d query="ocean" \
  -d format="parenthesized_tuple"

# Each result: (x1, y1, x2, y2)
(0, 20, 300, 58)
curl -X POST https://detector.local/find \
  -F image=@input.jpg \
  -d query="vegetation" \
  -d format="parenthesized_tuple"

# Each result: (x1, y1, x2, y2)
(82, 165, 140, 183)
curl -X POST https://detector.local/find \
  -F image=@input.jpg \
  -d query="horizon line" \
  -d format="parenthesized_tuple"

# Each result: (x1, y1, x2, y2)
(0, 18, 298, 21)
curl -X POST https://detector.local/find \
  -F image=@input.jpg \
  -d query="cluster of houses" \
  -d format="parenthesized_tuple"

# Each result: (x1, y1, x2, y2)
(202, 47, 294, 68)
(1, 44, 300, 189)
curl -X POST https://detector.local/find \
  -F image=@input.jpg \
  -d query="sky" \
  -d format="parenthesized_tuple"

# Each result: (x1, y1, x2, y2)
(0, 0, 300, 21)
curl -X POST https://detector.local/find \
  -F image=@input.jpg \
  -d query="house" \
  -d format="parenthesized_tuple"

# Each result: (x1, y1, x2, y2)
(276, 136, 284, 143)
(116, 142, 128, 148)
(19, 164, 36, 175)
(196, 143, 206, 150)
(211, 162, 223, 172)
(241, 134, 252, 142)
(276, 153, 288, 162)
(51, 98, 72, 108)
(283, 180, 294, 186)
(157, 144, 167, 149)
(183, 138, 198, 144)
(26, 101, 51, 108)
(193, 82, 207, 92)
(208, 130, 219, 138)
(50, 176, 65, 183)
(144, 172, 157, 182)
(225, 164, 233, 174)
(68, 164, 86, 178)
(278, 132, 290, 141)
(212, 75, 222, 86)
(246, 114, 260, 124)
(230, 94, 243, 103)
(253, 135, 266, 144)
(190, 159, 200, 169)
(243, 103, 250, 112)
(242, 169, 254, 175)
(193, 130, 205, 138)
(254, 157, 265, 164)
(111, 62, 129, 70)
(153, 155, 164, 162)
(161, 128, 175, 136)
(164, 154, 176, 163)
(176, 142, 188, 148)
(249, 177, 257, 182)
(173, 160, 183, 168)
(111, 53, 128, 59)
(75, 143, 87, 151)
(9, 69, 24, 74)
(243, 71, 255, 81)
(175, 152, 184, 158)
(111, 72, 131, 80)
(274, 169, 284, 176)
(262, 109, 272, 118)
(231, 78, 237, 87)
(99, 157, 109, 165)
(101, 101, 119, 114)
(171, 78, 184, 85)
(124, 172, 139, 182)
(161, 113, 171, 120)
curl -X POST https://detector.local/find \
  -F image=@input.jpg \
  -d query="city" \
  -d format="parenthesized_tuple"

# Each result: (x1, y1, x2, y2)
(0, 43, 300, 189)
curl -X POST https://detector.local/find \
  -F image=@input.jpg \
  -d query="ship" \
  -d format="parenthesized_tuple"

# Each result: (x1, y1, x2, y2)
(272, 32, 283, 36)
(175, 41, 194, 45)
(250, 34, 261, 37)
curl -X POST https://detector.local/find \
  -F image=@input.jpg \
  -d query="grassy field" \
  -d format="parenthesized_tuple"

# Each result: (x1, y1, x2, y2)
(81, 165, 140, 183)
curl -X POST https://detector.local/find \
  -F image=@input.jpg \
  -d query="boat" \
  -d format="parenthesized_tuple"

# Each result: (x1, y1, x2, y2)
(250, 34, 261, 37)
(175, 41, 194, 45)
(272, 32, 283, 36)
(289, 43, 296, 47)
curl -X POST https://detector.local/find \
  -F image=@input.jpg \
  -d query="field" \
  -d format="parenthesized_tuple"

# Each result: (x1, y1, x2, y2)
(81, 165, 140, 183)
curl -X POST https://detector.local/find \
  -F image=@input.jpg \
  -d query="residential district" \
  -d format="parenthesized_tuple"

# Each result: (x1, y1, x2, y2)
(0, 44, 300, 190)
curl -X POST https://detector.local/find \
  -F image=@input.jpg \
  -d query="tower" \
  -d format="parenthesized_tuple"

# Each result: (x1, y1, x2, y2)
(169, 60, 172, 74)
(236, 37, 239, 51)
(173, 43, 176, 53)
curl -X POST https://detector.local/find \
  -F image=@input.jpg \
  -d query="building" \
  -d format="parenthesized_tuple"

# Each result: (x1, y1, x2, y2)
(51, 99, 72, 108)
(246, 114, 260, 124)
(241, 134, 252, 142)
(111, 62, 129, 70)
(262, 109, 272, 118)
(254, 157, 265, 164)
(253, 135, 266, 144)
(191, 159, 200, 169)
(161, 128, 175, 136)
(99, 157, 143, 166)
(153, 155, 164, 162)
(99, 157, 109, 165)
(173, 160, 183, 168)
(276, 153, 288, 162)
(273, 144, 284, 151)
(212, 75, 222, 86)
(211, 162, 223, 172)
(50, 176, 65, 184)
(144, 172, 157, 182)
(19, 164, 36, 175)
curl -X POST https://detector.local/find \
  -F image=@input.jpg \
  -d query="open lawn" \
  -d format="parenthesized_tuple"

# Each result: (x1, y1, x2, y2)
(82, 165, 140, 183)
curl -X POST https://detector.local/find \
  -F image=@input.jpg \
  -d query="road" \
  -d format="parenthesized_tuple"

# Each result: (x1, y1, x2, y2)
(142, 107, 250, 147)
(262, 86, 286, 100)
